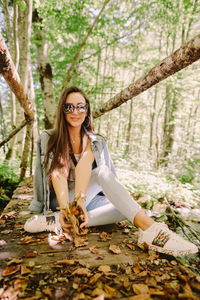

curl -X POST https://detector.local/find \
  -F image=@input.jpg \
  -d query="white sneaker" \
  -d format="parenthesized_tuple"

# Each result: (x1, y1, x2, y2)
(24, 212, 62, 234)
(138, 222, 198, 256)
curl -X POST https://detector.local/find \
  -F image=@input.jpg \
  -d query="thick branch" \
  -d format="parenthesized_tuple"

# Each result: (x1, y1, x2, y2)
(0, 33, 34, 121)
(62, 0, 110, 91)
(93, 34, 200, 118)
(0, 119, 30, 148)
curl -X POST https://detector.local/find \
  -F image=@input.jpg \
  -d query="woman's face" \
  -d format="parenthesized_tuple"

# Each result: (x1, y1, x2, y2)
(64, 92, 87, 129)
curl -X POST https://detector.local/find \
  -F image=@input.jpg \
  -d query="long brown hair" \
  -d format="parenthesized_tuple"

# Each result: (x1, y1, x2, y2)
(44, 86, 94, 181)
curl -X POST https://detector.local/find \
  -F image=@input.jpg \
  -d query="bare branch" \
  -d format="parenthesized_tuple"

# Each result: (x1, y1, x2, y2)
(93, 34, 200, 118)
(0, 33, 34, 121)
(0, 119, 31, 148)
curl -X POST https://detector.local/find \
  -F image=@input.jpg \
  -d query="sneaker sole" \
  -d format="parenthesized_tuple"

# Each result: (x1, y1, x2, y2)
(138, 242, 198, 257)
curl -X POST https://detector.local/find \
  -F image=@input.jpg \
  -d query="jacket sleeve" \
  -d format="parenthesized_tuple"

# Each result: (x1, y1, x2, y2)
(29, 136, 44, 212)
(102, 138, 117, 177)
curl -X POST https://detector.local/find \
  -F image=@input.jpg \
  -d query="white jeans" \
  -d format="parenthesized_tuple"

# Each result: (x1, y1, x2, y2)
(67, 165, 142, 227)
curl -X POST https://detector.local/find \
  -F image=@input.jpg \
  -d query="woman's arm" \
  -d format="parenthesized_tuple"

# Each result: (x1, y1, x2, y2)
(74, 139, 94, 228)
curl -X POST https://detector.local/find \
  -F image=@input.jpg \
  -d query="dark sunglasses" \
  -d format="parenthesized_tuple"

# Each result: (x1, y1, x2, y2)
(63, 103, 88, 114)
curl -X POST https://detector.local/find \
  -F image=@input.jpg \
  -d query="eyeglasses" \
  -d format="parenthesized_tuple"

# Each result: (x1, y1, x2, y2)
(63, 103, 88, 114)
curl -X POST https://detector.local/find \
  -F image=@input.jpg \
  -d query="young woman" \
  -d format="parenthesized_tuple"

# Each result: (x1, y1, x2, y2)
(25, 86, 198, 256)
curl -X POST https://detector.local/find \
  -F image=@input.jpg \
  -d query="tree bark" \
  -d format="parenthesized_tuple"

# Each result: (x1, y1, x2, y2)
(62, 0, 111, 90)
(93, 34, 200, 119)
(0, 33, 34, 121)
(32, 9, 56, 129)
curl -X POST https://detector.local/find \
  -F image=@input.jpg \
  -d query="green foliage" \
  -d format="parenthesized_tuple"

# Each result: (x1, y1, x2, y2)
(0, 159, 20, 186)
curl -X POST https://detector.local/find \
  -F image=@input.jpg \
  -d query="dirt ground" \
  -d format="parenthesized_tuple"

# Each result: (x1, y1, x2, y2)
(0, 178, 200, 299)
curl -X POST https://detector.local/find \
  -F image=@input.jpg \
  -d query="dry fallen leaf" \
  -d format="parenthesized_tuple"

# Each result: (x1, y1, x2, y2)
(14, 277, 28, 291)
(98, 265, 111, 274)
(128, 294, 150, 300)
(126, 243, 135, 251)
(23, 252, 38, 258)
(43, 287, 53, 297)
(92, 288, 105, 297)
(104, 284, 117, 298)
(93, 295, 105, 300)
(74, 236, 88, 247)
(133, 262, 140, 274)
(7, 259, 23, 265)
(99, 232, 112, 241)
(18, 236, 36, 244)
(90, 273, 103, 284)
(122, 281, 131, 291)
(1, 229, 12, 234)
(138, 270, 148, 277)
(56, 259, 77, 265)
(72, 292, 86, 300)
(72, 268, 92, 276)
(21, 265, 31, 275)
(2, 265, 20, 276)
(89, 245, 100, 254)
(109, 244, 121, 254)
(132, 283, 149, 295)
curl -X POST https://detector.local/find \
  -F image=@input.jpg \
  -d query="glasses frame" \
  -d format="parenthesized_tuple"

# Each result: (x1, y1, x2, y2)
(63, 103, 89, 114)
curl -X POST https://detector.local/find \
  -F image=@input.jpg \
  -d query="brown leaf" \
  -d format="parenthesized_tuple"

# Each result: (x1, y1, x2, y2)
(14, 278, 28, 291)
(126, 243, 135, 251)
(92, 288, 105, 297)
(89, 245, 100, 254)
(7, 258, 23, 265)
(1, 229, 12, 234)
(128, 294, 151, 300)
(56, 259, 77, 265)
(74, 236, 88, 248)
(21, 265, 31, 275)
(132, 283, 149, 295)
(138, 270, 148, 277)
(93, 295, 105, 300)
(73, 293, 86, 300)
(190, 281, 200, 292)
(98, 265, 111, 274)
(23, 252, 38, 258)
(90, 273, 103, 284)
(99, 231, 112, 241)
(164, 281, 180, 294)
(133, 262, 140, 274)
(182, 282, 193, 296)
(109, 244, 121, 254)
(2, 265, 20, 276)
(123, 281, 131, 291)
(43, 287, 53, 297)
(72, 268, 92, 276)
(149, 289, 165, 296)
(104, 284, 117, 298)
(18, 236, 36, 244)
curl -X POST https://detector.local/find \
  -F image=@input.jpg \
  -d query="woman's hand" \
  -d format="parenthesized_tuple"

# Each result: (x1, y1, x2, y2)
(59, 209, 73, 235)
(78, 198, 88, 229)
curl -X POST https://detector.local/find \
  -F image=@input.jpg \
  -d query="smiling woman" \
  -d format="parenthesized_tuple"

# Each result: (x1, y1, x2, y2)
(24, 86, 198, 257)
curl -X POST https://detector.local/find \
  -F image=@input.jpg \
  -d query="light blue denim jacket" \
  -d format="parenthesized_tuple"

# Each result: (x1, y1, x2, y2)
(29, 129, 116, 214)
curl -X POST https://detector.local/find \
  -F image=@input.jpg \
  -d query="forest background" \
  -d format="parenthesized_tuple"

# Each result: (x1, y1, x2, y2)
(0, 0, 200, 218)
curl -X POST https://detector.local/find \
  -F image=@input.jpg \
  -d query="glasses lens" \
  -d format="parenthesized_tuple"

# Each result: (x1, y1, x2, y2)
(63, 103, 74, 113)
(76, 104, 88, 113)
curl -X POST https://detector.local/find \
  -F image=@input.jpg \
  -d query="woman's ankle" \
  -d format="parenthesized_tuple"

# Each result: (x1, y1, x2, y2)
(133, 211, 155, 231)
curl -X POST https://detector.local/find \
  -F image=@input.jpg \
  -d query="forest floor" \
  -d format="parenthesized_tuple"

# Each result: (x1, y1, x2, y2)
(0, 177, 200, 300)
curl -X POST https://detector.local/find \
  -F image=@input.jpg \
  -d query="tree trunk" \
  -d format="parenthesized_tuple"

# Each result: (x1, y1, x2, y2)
(32, 9, 56, 129)
(125, 100, 133, 154)
(149, 86, 158, 150)
(161, 87, 178, 165)
(93, 34, 200, 118)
